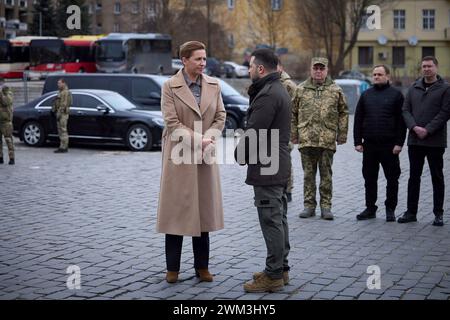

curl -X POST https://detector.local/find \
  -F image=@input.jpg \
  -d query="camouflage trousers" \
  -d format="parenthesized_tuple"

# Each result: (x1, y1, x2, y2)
(57, 113, 69, 150)
(286, 142, 294, 193)
(299, 147, 335, 210)
(0, 122, 14, 160)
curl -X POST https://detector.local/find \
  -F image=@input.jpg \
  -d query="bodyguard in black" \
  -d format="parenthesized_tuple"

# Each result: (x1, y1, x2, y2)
(400, 56, 450, 226)
(354, 65, 406, 222)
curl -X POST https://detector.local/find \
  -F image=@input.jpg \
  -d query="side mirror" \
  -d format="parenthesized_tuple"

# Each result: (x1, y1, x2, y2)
(96, 105, 109, 114)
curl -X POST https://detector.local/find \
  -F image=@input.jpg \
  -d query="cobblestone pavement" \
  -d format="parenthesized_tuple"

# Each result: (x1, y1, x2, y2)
(1, 118, 449, 300)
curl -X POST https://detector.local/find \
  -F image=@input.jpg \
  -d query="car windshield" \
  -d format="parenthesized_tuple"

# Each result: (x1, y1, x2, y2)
(100, 92, 136, 110)
(219, 80, 241, 97)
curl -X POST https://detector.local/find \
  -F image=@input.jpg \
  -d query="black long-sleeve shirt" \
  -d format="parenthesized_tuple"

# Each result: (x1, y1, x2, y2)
(353, 83, 406, 147)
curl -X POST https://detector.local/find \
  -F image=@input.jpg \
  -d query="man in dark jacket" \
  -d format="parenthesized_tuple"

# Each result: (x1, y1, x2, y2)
(354, 65, 406, 222)
(234, 49, 291, 293)
(399, 56, 450, 226)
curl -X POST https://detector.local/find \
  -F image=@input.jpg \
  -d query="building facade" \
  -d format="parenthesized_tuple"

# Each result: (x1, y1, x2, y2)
(0, 0, 33, 39)
(348, 0, 450, 84)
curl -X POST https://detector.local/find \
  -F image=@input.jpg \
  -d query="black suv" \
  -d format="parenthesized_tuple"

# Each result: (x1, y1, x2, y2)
(205, 58, 225, 77)
(43, 74, 248, 130)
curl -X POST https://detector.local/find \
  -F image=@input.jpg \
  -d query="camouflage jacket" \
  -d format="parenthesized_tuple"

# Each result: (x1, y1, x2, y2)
(0, 86, 13, 124)
(52, 85, 72, 115)
(280, 71, 297, 97)
(291, 77, 348, 151)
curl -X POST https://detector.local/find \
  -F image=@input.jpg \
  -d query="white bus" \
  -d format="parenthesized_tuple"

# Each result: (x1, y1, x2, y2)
(95, 33, 172, 75)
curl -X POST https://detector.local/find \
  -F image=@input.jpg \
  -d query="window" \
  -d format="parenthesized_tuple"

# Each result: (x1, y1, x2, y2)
(360, 12, 371, 30)
(78, 95, 102, 109)
(132, 79, 160, 100)
(88, 3, 93, 14)
(392, 47, 405, 67)
(113, 23, 120, 32)
(132, 23, 139, 32)
(5, 0, 14, 6)
(358, 47, 373, 67)
(132, 1, 139, 14)
(271, 0, 282, 11)
(227, 0, 234, 10)
(228, 34, 235, 48)
(114, 2, 121, 14)
(39, 96, 57, 108)
(423, 9, 435, 30)
(422, 46, 435, 58)
(19, 0, 27, 7)
(393, 10, 405, 30)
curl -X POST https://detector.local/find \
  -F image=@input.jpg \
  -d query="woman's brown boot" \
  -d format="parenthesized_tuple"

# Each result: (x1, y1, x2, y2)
(195, 269, 213, 282)
(166, 271, 179, 283)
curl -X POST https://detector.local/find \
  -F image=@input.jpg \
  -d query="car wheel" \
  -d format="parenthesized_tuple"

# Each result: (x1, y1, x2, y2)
(223, 115, 238, 136)
(126, 124, 152, 151)
(21, 121, 46, 147)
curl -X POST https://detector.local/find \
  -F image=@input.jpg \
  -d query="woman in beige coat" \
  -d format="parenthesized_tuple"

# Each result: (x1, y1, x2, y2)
(157, 41, 226, 283)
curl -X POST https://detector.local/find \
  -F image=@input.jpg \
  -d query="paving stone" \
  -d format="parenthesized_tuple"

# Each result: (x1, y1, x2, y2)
(1, 121, 449, 301)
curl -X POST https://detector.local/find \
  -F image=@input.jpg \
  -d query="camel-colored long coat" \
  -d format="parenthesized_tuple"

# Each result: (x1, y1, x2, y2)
(156, 70, 226, 237)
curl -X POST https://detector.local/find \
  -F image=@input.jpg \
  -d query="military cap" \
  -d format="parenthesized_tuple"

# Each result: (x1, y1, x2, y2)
(311, 57, 328, 67)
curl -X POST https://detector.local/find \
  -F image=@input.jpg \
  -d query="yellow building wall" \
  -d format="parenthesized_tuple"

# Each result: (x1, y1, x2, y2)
(348, 0, 450, 83)
(212, 0, 304, 64)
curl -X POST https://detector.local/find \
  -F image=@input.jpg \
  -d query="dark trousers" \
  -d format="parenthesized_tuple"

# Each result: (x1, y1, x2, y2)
(165, 233, 209, 272)
(407, 146, 445, 216)
(362, 144, 401, 211)
(253, 185, 290, 280)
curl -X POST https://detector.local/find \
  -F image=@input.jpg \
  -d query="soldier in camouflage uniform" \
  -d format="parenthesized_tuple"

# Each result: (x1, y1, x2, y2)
(0, 77, 15, 165)
(291, 57, 348, 220)
(278, 64, 297, 202)
(52, 79, 72, 153)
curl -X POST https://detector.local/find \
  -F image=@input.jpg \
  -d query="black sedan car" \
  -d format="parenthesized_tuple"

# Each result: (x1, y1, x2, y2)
(43, 74, 249, 131)
(13, 89, 164, 151)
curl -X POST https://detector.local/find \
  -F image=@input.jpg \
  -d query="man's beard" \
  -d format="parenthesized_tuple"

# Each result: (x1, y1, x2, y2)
(251, 73, 260, 83)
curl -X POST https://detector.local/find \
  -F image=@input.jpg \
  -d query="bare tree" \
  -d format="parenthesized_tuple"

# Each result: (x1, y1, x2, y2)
(139, 0, 231, 59)
(246, 0, 286, 49)
(295, 0, 391, 76)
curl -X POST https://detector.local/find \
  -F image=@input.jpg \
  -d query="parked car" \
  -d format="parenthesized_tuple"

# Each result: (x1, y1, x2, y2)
(205, 57, 224, 77)
(43, 74, 249, 131)
(337, 70, 372, 85)
(223, 61, 249, 78)
(172, 58, 183, 74)
(13, 89, 164, 151)
(334, 79, 369, 114)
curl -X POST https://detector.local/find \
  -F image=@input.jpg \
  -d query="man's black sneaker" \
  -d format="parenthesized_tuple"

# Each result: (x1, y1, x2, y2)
(0, 158, 3, 164)
(386, 207, 396, 222)
(432, 215, 444, 227)
(54, 148, 68, 153)
(8, 159, 14, 165)
(397, 211, 417, 223)
(356, 208, 377, 220)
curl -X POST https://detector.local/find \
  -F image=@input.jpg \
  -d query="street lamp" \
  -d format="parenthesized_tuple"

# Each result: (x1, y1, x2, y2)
(38, 8, 48, 36)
